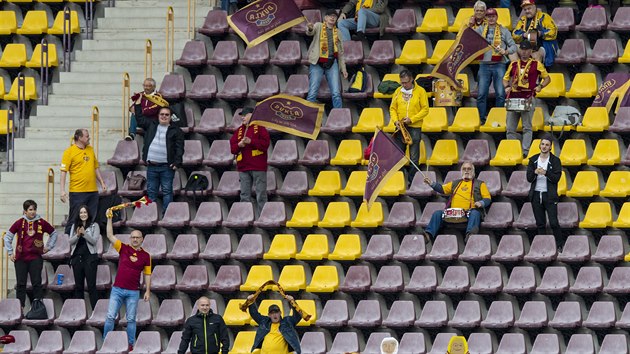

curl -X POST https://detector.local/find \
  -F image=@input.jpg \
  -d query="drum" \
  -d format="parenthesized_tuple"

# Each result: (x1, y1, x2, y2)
(433, 79, 464, 107)
(505, 97, 533, 112)
(442, 208, 469, 223)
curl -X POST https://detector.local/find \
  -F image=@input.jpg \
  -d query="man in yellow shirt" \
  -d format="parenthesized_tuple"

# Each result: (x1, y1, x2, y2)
(423, 161, 492, 240)
(248, 294, 302, 354)
(60, 128, 106, 234)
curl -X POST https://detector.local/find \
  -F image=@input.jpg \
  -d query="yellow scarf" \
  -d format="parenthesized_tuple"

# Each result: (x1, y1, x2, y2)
(482, 24, 503, 56)
(236, 124, 262, 161)
(513, 58, 535, 90)
(524, 10, 543, 33)
(319, 26, 339, 60)
(355, 0, 373, 17)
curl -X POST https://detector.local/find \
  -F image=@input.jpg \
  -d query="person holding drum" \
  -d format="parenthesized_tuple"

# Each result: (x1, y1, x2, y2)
(511, 0, 558, 68)
(475, 8, 516, 124)
(423, 162, 492, 241)
(503, 40, 550, 157)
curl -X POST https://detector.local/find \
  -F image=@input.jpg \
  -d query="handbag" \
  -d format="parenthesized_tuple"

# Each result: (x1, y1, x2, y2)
(25, 299, 48, 320)
(126, 173, 146, 191)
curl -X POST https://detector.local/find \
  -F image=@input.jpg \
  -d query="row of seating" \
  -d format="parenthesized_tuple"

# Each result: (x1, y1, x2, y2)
(0, 75, 38, 100)
(0, 10, 81, 36)
(0, 42, 59, 68)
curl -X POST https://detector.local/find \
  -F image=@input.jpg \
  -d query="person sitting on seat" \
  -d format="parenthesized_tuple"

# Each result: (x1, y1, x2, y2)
(511, 0, 558, 67)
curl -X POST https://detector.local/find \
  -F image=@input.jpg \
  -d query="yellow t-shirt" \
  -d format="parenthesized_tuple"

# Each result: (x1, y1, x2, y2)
(260, 323, 289, 354)
(442, 180, 491, 210)
(60, 144, 99, 193)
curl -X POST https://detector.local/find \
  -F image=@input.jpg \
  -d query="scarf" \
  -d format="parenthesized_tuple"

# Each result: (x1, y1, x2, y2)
(482, 24, 503, 59)
(355, 0, 373, 18)
(513, 58, 535, 90)
(235, 124, 263, 161)
(319, 25, 339, 60)
(524, 10, 544, 33)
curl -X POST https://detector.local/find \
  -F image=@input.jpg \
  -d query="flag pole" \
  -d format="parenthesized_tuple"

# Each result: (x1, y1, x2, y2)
(380, 127, 427, 179)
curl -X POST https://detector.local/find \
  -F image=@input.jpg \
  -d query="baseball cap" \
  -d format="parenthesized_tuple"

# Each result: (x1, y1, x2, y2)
(519, 41, 533, 50)
(486, 8, 498, 16)
(325, 9, 338, 17)
(268, 304, 281, 314)
(240, 107, 254, 115)
(521, 0, 535, 7)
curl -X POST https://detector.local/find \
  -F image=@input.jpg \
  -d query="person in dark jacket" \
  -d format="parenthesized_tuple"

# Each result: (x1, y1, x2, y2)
(526, 135, 563, 245)
(178, 297, 230, 354)
(248, 294, 302, 354)
(137, 106, 184, 211)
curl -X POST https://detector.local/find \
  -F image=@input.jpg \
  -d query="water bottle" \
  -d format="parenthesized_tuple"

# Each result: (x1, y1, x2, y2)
(56, 273, 64, 285)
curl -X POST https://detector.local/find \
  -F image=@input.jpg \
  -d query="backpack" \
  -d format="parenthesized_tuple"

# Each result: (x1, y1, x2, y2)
(25, 299, 48, 320)
(377, 80, 401, 94)
(546, 106, 582, 127)
(185, 173, 209, 194)
(347, 68, 367, 93)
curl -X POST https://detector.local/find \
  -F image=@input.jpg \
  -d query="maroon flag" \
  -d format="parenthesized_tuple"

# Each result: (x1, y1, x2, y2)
(364, 129, 408, 210)
(227, 0, 305, 47)
(250, 94, 325, 139)
(592, 73, 630, 112)
(431, 26, 492, 88)
(616, 80, 630, 113)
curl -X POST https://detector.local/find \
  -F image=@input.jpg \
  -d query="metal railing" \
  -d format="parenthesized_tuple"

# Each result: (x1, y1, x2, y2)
(188, 0, 196, 40)
(86, 0, 95, 39)
(62, 6, 72, 72)
(91, 106, 100, 159)
(40, 38, 50, 105)
(145, 40, 153, 79)
(166, 7, 175, 73)
(46, 168, 55, 225)
(0, 233, 8, 299)
(122, 73, 130, 139)
(15, 73, 26, 138)
(5, 108, 14, 172)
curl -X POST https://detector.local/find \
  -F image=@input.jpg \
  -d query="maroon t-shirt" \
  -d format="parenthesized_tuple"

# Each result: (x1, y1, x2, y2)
(9, 218, 55, 261)
(112, 240, 152, 290)
(229, 124, 270, 172)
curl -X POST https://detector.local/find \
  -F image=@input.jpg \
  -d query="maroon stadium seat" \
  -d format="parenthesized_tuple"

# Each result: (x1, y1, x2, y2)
(248, 74, 279, 101)
(120, 299, 152, 327)
(478, 170, 502, 196)
(557, 235, 591, 263)
(187, 74, 217, 101)
(222, 202, 255, 228)
(158, 202, 190, 228)
(609, 7, 630, 32)
(203, 140, 233, 167)
(207, 41, 238, 66)
(524, 234, 558, 263)
(183, 171, 214, 197)
(159, 73, 186, 100)
(383, 300, 416, 328)
(575, 6, 608, 32)
(97, 331, 128, 354)
(149, 265, 176, 292)
(54, 298, 86, 328)
(198, 9, 228, 36)
(604, 267, 630, 295)
(416, 201, 444, 227)
(64, 330, 97, 354)
(253, 201, 287, 228)
(217, 74, 248, 100)
(103, 234, 130, 261)
(282, 74, 309, 97)
(587, 38, 618, 64)
(492, 234, 525, 262)
(119, 171, 147, 198)
(549, 301, 582, 329)
(316, 299, 349, 328)
(328, 332, 360, 354)
(195, 108, 225, 134)
(131, 331, 161, 354)
(343, 73, 373, 100)
(360, 234, 393, 261)
(208, 265, 242, 292)
(481, 202, 514, 229)
(386, 8, 417, 34)
(583, 301, 617, 329)
(0, 298, 22, 326)
(467, 333, 494, 354)
(142, 233, 167, 261)
(371, 265, 404, 293)
(448, 300, 482, 328)
(48, 265, 75, 292)
(504, 266, 537, 295)
(551, 7, 575, 32)
(175, 40, 208, 68)
(348, 299, 382, 328)
(98, 170, 119, 196)
(437, 265, 471, 294)
(426, 234, 458, 262)
(363, 40, 395, 66)
(363, 333, 392, 354)
(481, 300, 514, 329)
(470, 265, 503, 295)
(231, 233, 264, 260)
(270, 40, 301, 66)
(462, 139, 490, 166)
(238, 42, 270, 67)
(415, 300, 449, 328)
(291, 9, 322, 35)
(125, 202, 159, 229)
(3, 330, 32, 354)
(175, 265, 209, 293)
(515, 301, 549, 328)
(496, 333, 528, 354)
(42, 233, 70, 261)
(599, 334, 628, 354)
(570, 266, 604, 294)
(298, 140, 330, 166)
(320, 108, 352, 134)
(502, 170, 529, 198)
(166, 234, 199, 261)
(339, 265, 372, 293)
(459, 234, 492, 262)
(107, 140, 140, 168)
(398, 333, 426, 354)
(277, 170, 309, 197)
(536, 266, 569, 295)
(592, 235, 624, 263)
(513, 202, 536, 229)
(554, 39, 587, 65)
(405, 266, 438, 294)
(393, 234, 426, 262)
(163, 331, 183, 354)
(212, 171, 241, 198)
(269, 140, 299, 166)
(152, 299, 185, 327)
(200, 233, 232, 260)
(95, 264, 112, 291)
(87, 299, 114, 327)
(565, 334, 595, 354)
(342, 40, 364, 66)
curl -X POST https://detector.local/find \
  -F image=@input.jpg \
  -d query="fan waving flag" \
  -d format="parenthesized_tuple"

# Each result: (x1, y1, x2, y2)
(227, 0, 305, 47)
(364, 129, 408, 210)
(250, 94, 325, 139)
(431, 26, 492, 88)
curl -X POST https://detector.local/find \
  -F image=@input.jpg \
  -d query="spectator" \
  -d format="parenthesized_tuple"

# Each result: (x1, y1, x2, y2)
(512, 0, 558, 67)
(468, 1, 488, 29)
(137, 107, 184, 212)
(337, 0, 390, 41)
(381, 337, 399, 354)
(68, 205, 100, 308)
(305, 9, 348, 109)
(423, 162, 492, 240)
(4, 200, 57, 310)
(60, 128, 106, 234)
(103, 210, 152, 352)
(247, 294, 302, 354)
(126, 78, 168, 141)
(178, 297, 230, 354)
(229, 107, 270, 217)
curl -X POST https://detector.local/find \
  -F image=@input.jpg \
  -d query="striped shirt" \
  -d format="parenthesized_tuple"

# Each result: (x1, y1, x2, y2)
(146, 124, 168, 163)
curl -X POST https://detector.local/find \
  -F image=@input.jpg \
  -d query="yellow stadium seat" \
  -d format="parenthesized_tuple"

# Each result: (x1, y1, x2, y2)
(240, 265, 274, 291)
(25, 43, 59, 68)
(566, 170, 600, 197)
(490, 140, 523, 166)
(579, 202, 613, 229)
(395, 39, 427, 65)
(497, 8, 512, 30)
(537, 73, 565, 98)
(263, 234, 296, 260)
(318, 202, 352, 228)
(480, 107, 507, 133)
(588, 139, 620, 166)
(309, 170, 341, 196)
(224, 299, 251, 326)
(416, 8, 448, 33)
(600, 171, 630, 198)
(38, 0, 64, 3)
(531, 107, 544, 131)
(448, 107, 480, 132)
(48, 10, 81, 35)
(418, 140, 427, 165)
(351, 201, 384, 228)
(5, 76, 38, 100)
(559, 139, 588, 166)
(9, 0, 33, 3)
(17, 11, 48, 35)
(381, 171, 406, 196)
(565, 73, 598, 98)
(576, 107, 609, 132)
(619, 40, 630, 64)
(305, 265, 339, 293)
(613, 203, 630, 228)
(0, 43, 27, 68)
(273, 265, 306, 292)
(251, 300, 284, 326)
(374, 73, 400, 99)
(558, 170, 567, 196)
(0, 11, 18, 35)
(427, 40, 454, 65)
(352, 108, 384, 133)
(523, 138, 557, 165)
(293, 300, 317, 326)
(427, 139, 458, 166)
(286, 202, 320, 228)
(448, 8, 474, 32)
(329, 234, 362, 261)
(229, 331, 256, 354)
(0, 78, 4, 99)
(295, 234, 329, 260)
(340, 171, 367, 197)
(457, 73, 470, 96)
(330, 140, 363, 166)
(0, 110, 14, 135)
(422, 107, 448, 132)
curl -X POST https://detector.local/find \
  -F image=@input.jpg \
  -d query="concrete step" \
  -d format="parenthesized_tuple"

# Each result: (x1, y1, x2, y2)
(75, 49, 183, 62)
(92, 30, 194, 40)
(51, 82, 141, 95)
(58, 72, 151, 85)
(112, 0, 213, 9)
(103, 6, 212, 18)
(35, 104, 122, 117)
(69, 61, 169, 72)
(97, 17, 198, 29)
(47, 96, 128, 106)
(80, 38, 198, 51)
(29, 117, 125, 130)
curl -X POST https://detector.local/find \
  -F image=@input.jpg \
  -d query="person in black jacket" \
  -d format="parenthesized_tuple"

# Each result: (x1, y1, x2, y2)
(178, 297, 230, 354)
(137, 106, 184, 211)
(526, 135, 563, 245)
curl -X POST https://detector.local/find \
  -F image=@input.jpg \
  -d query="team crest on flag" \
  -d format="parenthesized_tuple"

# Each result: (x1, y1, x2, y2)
(592, 73, 630, 113)
(249, 94, 325, 139)
(364, 129, 407, 210)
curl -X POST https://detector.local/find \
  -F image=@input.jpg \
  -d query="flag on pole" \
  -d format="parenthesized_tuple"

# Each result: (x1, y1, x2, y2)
(592, 73, 630, 113)
(431, 26, 493, 88)
(364, 129, 407, 210)
(227, 0, 305, 47)
(250, 94, 325, 139)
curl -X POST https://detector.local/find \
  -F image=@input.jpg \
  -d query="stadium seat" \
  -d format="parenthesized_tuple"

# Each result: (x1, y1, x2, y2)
(570, 266, 604, 294)
(309, 170, 341, 196)
(54, 298, 86, 328)
(502, 170, 529, 198)
(591, 235, 624, 264)
(619, 40, 630, 63)
(0, 11, 18, 35)
(496, 333, 528, 354)
(427, 234, 459, 262)
(300, 332, 327, 354)
(229, 331, 256, 352)
(504, 266, 537, 294)
(481, 202, 514, 229)
(427, 139, 458, 165)
(175, 265, 209, 293)
(374, 73, 400, 100)
(207, 41, 238, 66)
(282, 74, 309, 97)
(339, 265, 372, 293)
(449, 300, 482, 328)
(120, 299, 151, 327)
(579, 202, 613, 228)
(330, 139, 363, 165)
(609, 7, 630, 32)
(480, 107, 508, 133)
(268, 140, 298, 167)
(348, 299, 383, 327)
(383, 300, 417, 327)
(329, 332, 360, 354)
(328, 234, 361, 260)
(187, 75, 218, 102)
(481, 300, 514, 328)
(575, 107, 609, 133)
(416, 8, 448, 33)
(87, 299, 113, 327)
(291, 9, 321, 34)
(299, 140, 330, 166)
(240, 265, 274, 292)
(351, 201, 384, 228)
(286, 202, 320, 228)
(41, 232, 70, 261)
(231, 233, 264, 261)
(159, 73, 186, 100)
(566, 73, 598, 98)
(398, 333, 427, 354)
(392, 234, 425, 262)
(48, 264, 75, 292)
(565, 334, 595, 354)
(352, 107, 384, 133)
(554, 39, 587, 65)
(461, 139, 490, 166)
(525, 234, 558, 264)
(552, 7, 575, 32)
(383, 202, 416, 229)
(588, 139, 620, 166)
(566, 170, 600, 197)
(386, 8, 417, 34)
(613, 202, 630, 229)
(263, 234, 296, 260)
(189, 202, 223, 229)
(217, 74, 248, 100)
(107, 140, 140, 168)
(372, 265, 405, 293)
(148, 265, 176, 292)
(131, 331, 161, 354)
(98, 331, 128, 353)
(415, 300, 449, 328)
(248, 74, 279, 101)
(588, 38, 619, 64)
(438, 265, 472, 294)
(610, 107, 630, 134)
(166, 234, 199, 261)
(198, 9, 228, 36)
(0, 43, 27, 68)
(277, 170, 309, 197)
(515, 301, 549, 329)
(556, 235, 590, 264)
(209, 265, 241, 292)
(254, 201, 287, 229)
(407, 170, 437, 198)
(318, 202, 352, 228)
(0, 298, 23, 326)
(176, 40, 207, 68)
(316, 299, 348, 327)
(607, 267, 630, 295)
(395, 39, 427, 65)
(448, 8, 474, 32)
(599, 334, 628, 354)
(364, 40, 395, 66)
(222, 202, 254, 228)
(321, 108, 352, 134)
(583, 301, 617, 329)
(490, 140, 522, 166)
(158, 202, 190, 228)
(64, 330, 97, 354)
(421, 107, 448, 132)
(575, 6, 608, 32)
(212, 170, 241, 197)
(536, 266, 569, 295)
(5, 76, 38, 101)
(238, 41, 270, 67)
(343, 72, 373, 100)
(448, 107, 480, 132)
(306, 265, 339, 293)
(270, 40, 301, 67)
(273, 265, 306, 292)
(363, 332, 393, 353)
(427, 40, 454, 65)
(460, 234, 492, 263)
(537, 73, 566, 98)
(17, 11, 49, 35)
(406, 265, 438, 294)
(549, 301, 583, 329)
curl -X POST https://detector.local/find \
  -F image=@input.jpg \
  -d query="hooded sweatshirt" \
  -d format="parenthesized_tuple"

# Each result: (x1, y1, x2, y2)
(4, 215, 57, 261)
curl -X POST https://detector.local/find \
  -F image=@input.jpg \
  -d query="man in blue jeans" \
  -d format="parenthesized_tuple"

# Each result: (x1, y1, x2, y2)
(475, 8, 516, 123)
(337, 0, 389, 41)
(137, 107, 184, 212)
(103, 210, 152, 351)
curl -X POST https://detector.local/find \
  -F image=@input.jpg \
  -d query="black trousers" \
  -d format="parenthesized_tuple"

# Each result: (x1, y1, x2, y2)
(15, 257, 44, 307)
(392, 126, 421, 185)
(65, 191, 99, 234)
(71, 253, 99, 308)
(531, 191, 564, 245)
